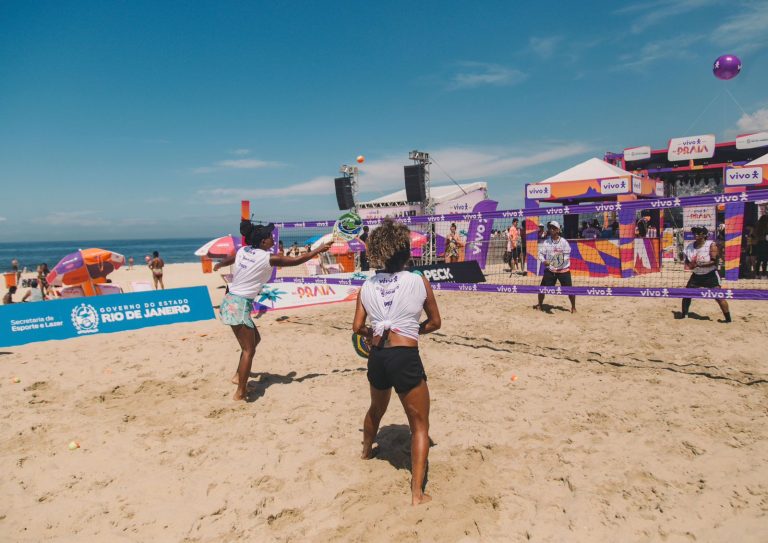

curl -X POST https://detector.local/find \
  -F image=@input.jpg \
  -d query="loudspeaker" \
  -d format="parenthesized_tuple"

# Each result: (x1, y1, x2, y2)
(334, 177, 355, 210)
(404, 165, 426, 202)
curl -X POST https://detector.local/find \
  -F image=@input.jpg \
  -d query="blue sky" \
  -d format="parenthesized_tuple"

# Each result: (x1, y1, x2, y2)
(1, 0, 767, 241)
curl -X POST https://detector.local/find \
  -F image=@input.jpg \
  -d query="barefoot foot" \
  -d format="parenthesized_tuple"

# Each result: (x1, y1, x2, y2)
(233, 389, 247, 401)
(412, 493, 432, 506)
(361, 442, 375, 459)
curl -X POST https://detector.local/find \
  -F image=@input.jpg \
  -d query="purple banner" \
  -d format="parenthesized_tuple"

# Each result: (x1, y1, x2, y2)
(464, 199, 498, 269)
(273, 190, 768, 229)
(270, 276, 768, 301)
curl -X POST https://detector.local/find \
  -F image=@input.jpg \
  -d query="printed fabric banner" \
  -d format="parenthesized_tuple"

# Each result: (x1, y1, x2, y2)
(464, 199, 498, 269)
(252, 281, 361, 312)
(0, 286, 215, 348)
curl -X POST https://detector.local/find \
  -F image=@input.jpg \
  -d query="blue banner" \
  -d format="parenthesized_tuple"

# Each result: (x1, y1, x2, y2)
(0, 286, 215, 347)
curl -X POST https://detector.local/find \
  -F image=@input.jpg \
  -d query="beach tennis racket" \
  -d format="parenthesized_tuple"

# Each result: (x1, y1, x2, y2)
(334, 212, 364, 241)
(352, 332, 371, 358)
(550, 253, 565, 269)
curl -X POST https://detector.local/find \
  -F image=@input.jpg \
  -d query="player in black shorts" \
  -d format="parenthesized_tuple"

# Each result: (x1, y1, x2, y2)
(679, 226, 731, 322)
(535, 220, 576, 313)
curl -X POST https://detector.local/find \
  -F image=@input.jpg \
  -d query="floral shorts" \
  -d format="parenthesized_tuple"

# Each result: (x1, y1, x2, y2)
(220, 292, 255, 328)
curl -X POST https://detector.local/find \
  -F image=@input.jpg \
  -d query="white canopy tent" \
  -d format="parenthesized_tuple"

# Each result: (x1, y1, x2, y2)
(745, 152, 768, 166)
(533, 157, 634, 184)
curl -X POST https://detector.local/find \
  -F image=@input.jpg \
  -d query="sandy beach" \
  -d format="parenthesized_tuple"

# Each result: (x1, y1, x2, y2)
(2, 263, 768, 541)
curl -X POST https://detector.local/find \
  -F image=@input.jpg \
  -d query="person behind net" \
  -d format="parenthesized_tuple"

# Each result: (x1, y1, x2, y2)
(352, 218, 441, 506)
(534, 220, 576, 313)
(678, 226, 731, 322)
(214, 221, 332, 400)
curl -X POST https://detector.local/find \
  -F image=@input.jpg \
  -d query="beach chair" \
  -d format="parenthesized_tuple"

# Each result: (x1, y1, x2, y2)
(60, 285, 85, 298)
(96, 283, 124, 295)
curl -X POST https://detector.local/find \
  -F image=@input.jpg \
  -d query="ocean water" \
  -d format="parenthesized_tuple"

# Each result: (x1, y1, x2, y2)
(0, 234, 315, 272)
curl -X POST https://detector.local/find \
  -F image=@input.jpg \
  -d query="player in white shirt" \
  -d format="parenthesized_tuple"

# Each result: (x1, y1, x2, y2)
(535, 220, 576, 313)
(215, 220, 332, 401)
(679, 226, 731, 322)
(352, 218, 441, 506)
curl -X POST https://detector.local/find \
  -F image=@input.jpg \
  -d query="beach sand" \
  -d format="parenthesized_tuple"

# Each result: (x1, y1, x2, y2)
(2, 263, 767, 541)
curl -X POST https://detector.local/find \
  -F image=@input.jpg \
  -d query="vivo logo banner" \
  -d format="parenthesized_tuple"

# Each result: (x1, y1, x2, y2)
(0, 286, 215, 348)
(624, 146, 651, 161)
(668, 134, 716, 161)
(526, 184, 551, 199)
(600, 177, 629, 195)
(735, 132, 768, 150)
(632, 176, 642, 194)
(725, 167, 763, 186)
(465, 199, 498, 269)
(655, 181, 665, 197)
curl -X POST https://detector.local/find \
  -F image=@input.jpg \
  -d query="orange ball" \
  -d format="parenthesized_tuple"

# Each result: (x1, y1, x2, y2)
(356, 155, 365, 164)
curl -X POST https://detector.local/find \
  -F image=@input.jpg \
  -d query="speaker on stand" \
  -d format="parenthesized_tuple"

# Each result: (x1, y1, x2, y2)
(334, 176, 355, 210)
(404, 164, 427, 203)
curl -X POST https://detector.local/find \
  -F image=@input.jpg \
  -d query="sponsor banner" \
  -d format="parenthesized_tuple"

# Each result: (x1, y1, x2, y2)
(655, 181, 665, 197)
(725, 166, 763, 186)
(433, 188, 487, 215)
(600, 177, 630, 195)
(735, 132, 768, 150)
(683, 206, 716, 234)
(252, 282, 360, 312)
(358, 204, 420, 221)
(276, 189, 768, 228)
(270, 276, 768, 301)
(526, 184, 551, 200)
(465, 199, 498, 269)
(632, 176, 642, 194)
(412, 261, 486, 283)
(624, 146, 651, 161)
(0, 286, 214, 348)
(668, 134, 715, 161)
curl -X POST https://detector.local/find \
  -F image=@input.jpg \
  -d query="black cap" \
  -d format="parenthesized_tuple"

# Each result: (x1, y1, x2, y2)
(691, 226, 708, 235)
(240, 220, 275, 246)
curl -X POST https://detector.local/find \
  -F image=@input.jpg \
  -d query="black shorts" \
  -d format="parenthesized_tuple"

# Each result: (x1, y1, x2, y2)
(367, 346, 426, 394)
(686, 271, 720, 288)
(540, 269, 572, 287)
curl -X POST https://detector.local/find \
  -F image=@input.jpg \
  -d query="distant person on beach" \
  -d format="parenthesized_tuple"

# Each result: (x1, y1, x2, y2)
(679, 226, 731, 322)
(289, 242, 299, 256)
(214, 221, 332, 401)
(148, 251, 165, 290)
(352, 218, 441, 506)
(520, 219, 527, 271)
(11, 258, 20, 282)
(128, 256, 134, 270)
(359, 225, 370, 271)
(506, 219, 521, 271)
(3, 286, 16, 305)
(535, 220, 576, 313)
(277, 240, 285, 256)
(538, 224, 548, 241)
(445, 223, 464, 263)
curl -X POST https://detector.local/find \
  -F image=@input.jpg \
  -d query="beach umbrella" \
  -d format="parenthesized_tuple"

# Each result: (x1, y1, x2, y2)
(194, 235, 242, 260)
(311, 233, 366, 255)
(410, 231, 428, 248)
(304, 234, 325, 245)
(47, 248, 126, 287)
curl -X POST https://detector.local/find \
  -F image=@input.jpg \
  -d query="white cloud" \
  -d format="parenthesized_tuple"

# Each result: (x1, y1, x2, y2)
(448, 62, 527, 90)
(197, 176, 334, 205)
(615, 0, 720, 34)
(529, 36, 562, 59)
(196, 143, 593, 205)
(712, 3, 768, 53)
(0, 217, 6, 222)
(617, 34, 703, 69)
(230, 148, 251, 155)
(732, 107, 768, 134)
(41, 211, 108, 227)
(193, 158, 282, 174)
(358, 144, 593, 193)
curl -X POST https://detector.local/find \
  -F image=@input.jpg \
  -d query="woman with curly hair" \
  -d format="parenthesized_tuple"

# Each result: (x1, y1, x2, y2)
(352, 218, 442, 505)
(214, 220, 331, 400)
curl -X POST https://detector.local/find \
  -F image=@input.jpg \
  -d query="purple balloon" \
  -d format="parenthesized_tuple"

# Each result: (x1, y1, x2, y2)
(713, 54, 741, 80)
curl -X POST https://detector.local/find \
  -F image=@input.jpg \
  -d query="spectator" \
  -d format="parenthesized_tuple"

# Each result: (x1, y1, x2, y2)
(3, 286, 16, 305)
(22, 279, 44, 302)
(445, 223, 464, 263)
(754, 215, 768, 279)
(581, 221, 600, 239)
(538, 224, 548, 241)
(148, 251, 165, 290)
(359, 225, 370, 271)
(636, 216, 648, 237)
(507, 219, 521, 272)
(11, 258, 20, 283)
(277, 240, 285, 256)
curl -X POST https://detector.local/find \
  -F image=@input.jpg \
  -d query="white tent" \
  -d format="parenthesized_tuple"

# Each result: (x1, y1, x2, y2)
(745, 152, 768, 166)
(358, 182, 487, 206)
(533, 158, 633, 184)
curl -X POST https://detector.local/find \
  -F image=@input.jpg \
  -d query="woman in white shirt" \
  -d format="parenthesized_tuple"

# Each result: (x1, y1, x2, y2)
(535, 220, 576, 313)
(215, 220, 331, 401)
(352, 218, 441, 506)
